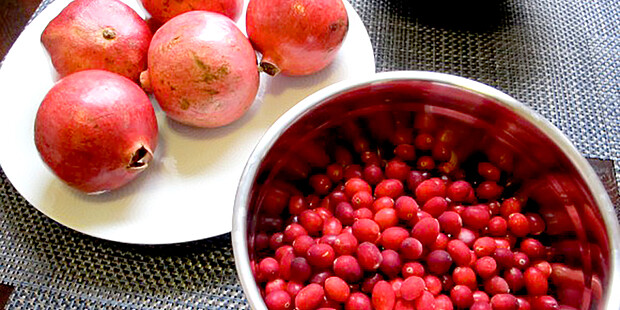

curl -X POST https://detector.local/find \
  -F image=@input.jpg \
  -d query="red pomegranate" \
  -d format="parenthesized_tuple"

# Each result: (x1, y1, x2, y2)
(140, 0, 244, 24)
(35, 70, 159, 194)
(40, 0, 152, 81)
(140, 11, 259, 128)
(246, 0, 349, 76)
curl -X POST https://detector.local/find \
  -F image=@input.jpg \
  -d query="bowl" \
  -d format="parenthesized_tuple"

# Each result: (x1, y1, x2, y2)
(232, 71, 619, 309)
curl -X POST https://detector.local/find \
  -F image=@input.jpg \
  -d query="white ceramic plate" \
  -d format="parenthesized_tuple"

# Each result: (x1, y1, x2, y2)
(0, 0, 375, 244)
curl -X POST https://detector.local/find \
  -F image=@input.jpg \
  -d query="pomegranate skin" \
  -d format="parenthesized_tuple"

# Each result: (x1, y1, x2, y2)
(140, 0, 243, 24)
(41, 0, 152, 81)
(141, 11, 259, 128)
(35, 70, 159, 194)
(246, 0, 349, 76)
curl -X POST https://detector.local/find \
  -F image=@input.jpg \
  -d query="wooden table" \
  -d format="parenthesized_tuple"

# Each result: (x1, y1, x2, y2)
(0, 0, 42, 60)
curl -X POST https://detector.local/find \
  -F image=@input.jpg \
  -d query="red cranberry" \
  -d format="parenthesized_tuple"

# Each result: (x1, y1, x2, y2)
(324, 276, 350, 302)
(435, 294, 454, 310)
(415, 178, 446, 203)
(406, 170, 427, 192)
(333, 256, 363, 283)
(529, 296, 558, 310)
(401, 276, 425, 300)
(326, 163, 344, 183)
(525, 212, 546, 235)
(488, 216, 508, 236)
(372, 280, 396, 310)
(289, 257, 312, 283)
(352, 218, 381, 243)
(508, 213, 530, 237)
(447, 180, 474, 203)
(293, 235, 314, 257)
(490, 294, 519, 310)
(310, 270, 333, 286)
(335, 202, 355, 226)
(476, 181, 503, 201)
(457, 227, 477, 248)
(283, 223, 308, 244)
(261, 217, 284, 233)
(478, 162, 501, 182)
(309, 174, 333, 196)
(400, 237, 424, 260)
(524, 267, 548, 295)
(344, 164, 363, 180)
(307, 243, 336, 269)
(513, 252, 530, 270)
(255, 233, 270, 252)
(395, 196, 419, 221)
(299, 210, 323, 235)
(424, 274, 442, 295)
(345, 292, 372, 310)
(381, 227, 410, 250)
(484, 275, 510, 295)
(494, 247, 515, 269)
(415, 291, 436, 310)
(375, 208, 399, 230)
(462, 205, 491, 230)
(344, 178, 372, 198)
(422, 196, 449, 218)
(500, 197, 522, 218)
(357, 242, 383, 271)
(334, 146, 353, 166)
(375, 179, 405, 198)
(265, 278, 287, 295)
(270, 232, 285, 250)
(259, 257, 280, 282)
(361, 150, 382, 166)
(333, 232, 358, 256)
(402, 261, 425, 278)
(474, 237, 497, 257)
(426, 250, 453, 275)
(363, 164, 384, 185)
(361, 273, 384, 294)
(431, 233, 450, 251)
(504, 267, 524, 292)
(380, 249, 402, 279)
(532, 260, 552, 278)
(412, 217, 440, 246)
(286, 281, 303, 298)
(450, 285, 474, 309)
(520, 238, 545, 261)
(453, 266, 477, 290)
(295, 283, 325, 310)
(415, 132, 434, 150)
(394, 144, 416, 161)
(264, 290, 293, 310)
(275, 245, 293, 262)
(438, 211, 463, 236)
(354, 207, 374, 220)
(373, 196, 395, 212)
(385, 160, 411, 181)
(322, 218, 343, 236)
(447, 239, 472, 267)
(392, 127, 414, 145)
(471, 301, 492, 310)
(475, 256, 498, 279)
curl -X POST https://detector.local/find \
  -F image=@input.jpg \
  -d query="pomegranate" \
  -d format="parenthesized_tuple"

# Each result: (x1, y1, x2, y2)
(41, 0, 151, 81)
(140, 11, 259, 128)
(246, 0, 349, 76)
(34, 70, 158, 194)
(140, 0, 243, 24)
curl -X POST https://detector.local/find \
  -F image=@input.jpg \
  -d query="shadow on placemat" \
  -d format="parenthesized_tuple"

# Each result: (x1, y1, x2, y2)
(391, 0, 512, 32)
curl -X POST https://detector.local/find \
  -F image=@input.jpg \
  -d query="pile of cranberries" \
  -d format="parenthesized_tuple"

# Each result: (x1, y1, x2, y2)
(248, 111, 598, 310)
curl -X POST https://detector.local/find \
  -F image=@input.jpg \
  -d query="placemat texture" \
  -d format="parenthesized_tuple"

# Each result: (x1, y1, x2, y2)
(1, 0, 618, 308)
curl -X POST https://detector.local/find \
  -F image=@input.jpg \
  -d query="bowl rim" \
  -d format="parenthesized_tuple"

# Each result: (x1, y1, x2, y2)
(232, 70, 620, 309)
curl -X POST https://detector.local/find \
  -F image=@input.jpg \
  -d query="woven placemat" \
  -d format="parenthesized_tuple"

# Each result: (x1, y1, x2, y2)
(1, 0, 618, 308)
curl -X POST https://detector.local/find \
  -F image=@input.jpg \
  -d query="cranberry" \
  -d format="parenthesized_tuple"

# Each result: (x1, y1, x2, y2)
(516, 297, 531, 310)
(344, 164, 363, 180)
(361, 273, 384, 294)
(402, 261, 425, 278)
(476, 181, 503, 201)
(450, 285, 474, 309)
(406, 170, 427, 192)
(394, 144, 416, 161)
(335, 202, 355, 226)
(380, 249, 402, 279)
(385, 160, 411, 181)
(322, 218, 343, 236)
(426, 250, 453, 275)
(354, 207, 374, 220)
(333, 232, 358, 256)
(372, 196, 394, 212)
(504, 267, 524, 292)
(508, 213, 530, 237)
(411, 217, 440, 246)
(435, 294, 454, 310)
(520, 238, 545, 261)
(484, 276, 510, 295)
(375, 208, 399, 230)
(309, 174, 333, 196)
(344, 178, 372, 198)
(357, 242, 383, 271)
(400, 237, 424, 260)
(299, 210, 323, 235)
(345, 292, 372, 310)
(529, 296, 558, 310)
(432, 142, 452, 162)
(414, 132, 434, 150)
(381, 227, 410, 250)
(475, 256, 498, 279)
(513, 252, 530, 270)
(295, 283, 325, 310)
(352, 218, 381, 243)
(310, 270, 333, 285)
(488, 216, 508, 236)
(326, 163, 344, 183)
(415, 178, 446, 203)
(264, 290, 293, 310)
(292, 235, 314, 257)
(462, 205, 491, 230)
(395, 196, 419, 221)
(490, 294, 519, 310)
(474, 237, 497, 257)
(401, 276, 425, 300)
(473, 291, 490, 303)
(255, 233, 270, 252)
(270, 232, 285, 250)
(392, 127, 414, 145)
(525, 212, 546, 235)
(447, 239, 472, 267)
(361, 150, 382, 166)
(334, 146, 353, 166)
(324, 276, 350, 302)
(494, 248, 515, 269)
(259, 257, 280, 282)
(346, 189, 369, 208)
(261, 217, 284, 233)
(500, 197, 522, 218)
(375, 179, 405, 198)
(307, 243, 336, 269)
(333, 255, 363, 283)
(431, 233, 450, 251)
(363, 164, 384, 185)
(372, 280, 397, 310)
(262, 186, 290, 216)
(471, 301, 492, 310)
(415, 291, 436, 310)
(265, 279, 287, 295)
(424, 274, 442, 295)
(532, 260, 552, 278)
(283, 223, 308, 244)
(524, 267, 548, 295)
(286, 281, 303, 298)
(478, 162, 501, 182)
(453, 266, 477, 290)
(289, 257, 312, 283)
(438, 211, 463, 236)
(447, 180, 474, 203)
(422, 196, 449, 218)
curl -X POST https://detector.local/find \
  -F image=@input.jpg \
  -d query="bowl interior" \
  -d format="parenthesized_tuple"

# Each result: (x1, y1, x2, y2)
(234, 73, 618, 309)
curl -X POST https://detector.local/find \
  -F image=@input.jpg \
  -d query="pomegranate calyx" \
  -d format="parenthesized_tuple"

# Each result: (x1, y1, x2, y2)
(128, 145, 153, 171)
(102, 28, 117, 40)
(259, 61, 280, 76)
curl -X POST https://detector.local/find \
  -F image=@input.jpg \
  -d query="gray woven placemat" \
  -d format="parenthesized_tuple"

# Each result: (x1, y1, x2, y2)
(1, 0, 618, 308)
